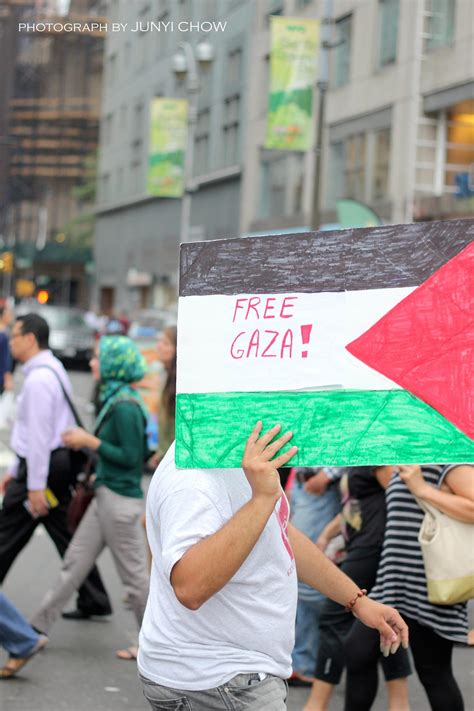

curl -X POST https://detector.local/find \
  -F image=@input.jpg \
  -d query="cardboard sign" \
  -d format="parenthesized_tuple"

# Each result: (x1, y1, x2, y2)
(176, 220, 474, 468)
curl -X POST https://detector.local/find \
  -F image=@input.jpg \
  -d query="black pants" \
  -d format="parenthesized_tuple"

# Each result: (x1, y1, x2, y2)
(344, 615, 464, 711)
(314, 554, 411, 685)
(0, 450, 112, 615)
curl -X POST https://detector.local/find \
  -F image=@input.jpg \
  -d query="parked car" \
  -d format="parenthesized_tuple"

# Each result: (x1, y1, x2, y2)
(16, 304, 95, 368)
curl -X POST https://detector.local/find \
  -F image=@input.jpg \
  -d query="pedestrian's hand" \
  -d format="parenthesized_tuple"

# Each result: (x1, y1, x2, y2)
(398, 465, 428, 497)
(28, 489, 49, 518)
(316, 533, 330, 552)
(352, 596, 409, 656)
(62, 427, 87, 450)
(304, 470, 330, 495)
(0, 473, 13, 495)
(242, 422, 297, 503)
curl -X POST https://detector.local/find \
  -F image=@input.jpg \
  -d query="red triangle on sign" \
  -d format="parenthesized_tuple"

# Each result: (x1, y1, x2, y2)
(346, 241, 474, 439)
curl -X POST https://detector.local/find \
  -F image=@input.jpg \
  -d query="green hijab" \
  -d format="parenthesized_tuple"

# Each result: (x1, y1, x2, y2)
(95, 336, 148, 431)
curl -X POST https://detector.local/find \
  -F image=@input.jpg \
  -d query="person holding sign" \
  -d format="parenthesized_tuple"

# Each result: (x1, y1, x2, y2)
(138, 423, 408, 710)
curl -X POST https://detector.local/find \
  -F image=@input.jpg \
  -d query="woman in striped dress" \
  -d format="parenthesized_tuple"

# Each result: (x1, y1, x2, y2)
(343, 464, 473, 711)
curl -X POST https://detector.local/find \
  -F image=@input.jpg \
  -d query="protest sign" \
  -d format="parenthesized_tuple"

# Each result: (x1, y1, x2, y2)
(176, 219, 474, 468)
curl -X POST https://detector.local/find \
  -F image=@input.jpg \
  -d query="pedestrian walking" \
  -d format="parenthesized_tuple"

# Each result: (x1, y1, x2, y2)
(138, 424, 408, 710)
(0, 301, 14, 393)
(148, 325, 177, 468)
(0, 592, 48, 679)
(0, 313, 111, 619)
(303, 467, 411, 711)
(30, 336, 150, 661)
(344, 464, 473, 711)
(288, 467, 342, 685)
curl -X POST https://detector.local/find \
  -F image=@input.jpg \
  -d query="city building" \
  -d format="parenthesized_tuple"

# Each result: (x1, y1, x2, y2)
(0, 0, 106, 305)
(95, 0, 253, 313)
(95, 0, 473, 311)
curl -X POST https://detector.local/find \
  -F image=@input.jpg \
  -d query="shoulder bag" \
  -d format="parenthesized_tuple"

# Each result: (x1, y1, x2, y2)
(417, 470, 474, 605)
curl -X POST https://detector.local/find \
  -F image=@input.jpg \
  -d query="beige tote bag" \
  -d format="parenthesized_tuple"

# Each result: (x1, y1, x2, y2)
(417, 496, 474, 605)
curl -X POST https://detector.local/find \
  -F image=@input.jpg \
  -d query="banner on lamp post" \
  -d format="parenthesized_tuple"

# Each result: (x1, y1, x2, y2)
(265, 16, 319, 151)
(147, 98, 188, 198)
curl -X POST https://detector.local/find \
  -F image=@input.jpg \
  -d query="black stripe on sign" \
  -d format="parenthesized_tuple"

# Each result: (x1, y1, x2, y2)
(179, 219, 474, 296)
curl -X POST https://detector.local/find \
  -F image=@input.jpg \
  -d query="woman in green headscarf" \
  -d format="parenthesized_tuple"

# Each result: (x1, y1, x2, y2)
(30, 336, 150, 660)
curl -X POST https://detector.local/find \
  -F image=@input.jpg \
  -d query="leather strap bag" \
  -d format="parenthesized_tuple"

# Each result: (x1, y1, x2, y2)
(417, 472, 474, 605)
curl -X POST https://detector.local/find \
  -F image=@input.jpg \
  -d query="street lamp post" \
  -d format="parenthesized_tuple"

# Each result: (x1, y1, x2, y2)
(173, 40, 214, 244)
(310, 0, 333, 231)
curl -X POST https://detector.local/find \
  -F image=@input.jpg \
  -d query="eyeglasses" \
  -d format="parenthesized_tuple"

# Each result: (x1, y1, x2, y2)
(9, 331, 25, 341)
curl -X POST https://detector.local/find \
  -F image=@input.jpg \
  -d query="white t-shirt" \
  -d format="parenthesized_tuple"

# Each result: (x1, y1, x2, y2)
(138, 444, 298, 690)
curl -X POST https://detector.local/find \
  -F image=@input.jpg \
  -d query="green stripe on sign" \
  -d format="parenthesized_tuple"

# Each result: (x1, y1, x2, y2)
(175, 390, 474, 468)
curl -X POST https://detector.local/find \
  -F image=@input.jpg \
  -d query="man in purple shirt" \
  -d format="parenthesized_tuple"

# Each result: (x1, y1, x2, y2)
(0, 313, 111, 619)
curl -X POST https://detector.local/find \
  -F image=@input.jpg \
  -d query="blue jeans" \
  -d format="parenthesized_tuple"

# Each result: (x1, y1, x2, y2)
(139, 672, 288, 710)
(290, 479, 341, 676)
(292, 596, 326, 677)
(0, 592, 40, 658)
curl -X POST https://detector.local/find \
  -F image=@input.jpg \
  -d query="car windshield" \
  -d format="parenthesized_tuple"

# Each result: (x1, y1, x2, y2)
(39, 308, 88, 330)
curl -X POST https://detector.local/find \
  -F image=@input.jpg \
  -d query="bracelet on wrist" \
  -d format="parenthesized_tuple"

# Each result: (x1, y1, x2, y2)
(345, 588, 367, 612)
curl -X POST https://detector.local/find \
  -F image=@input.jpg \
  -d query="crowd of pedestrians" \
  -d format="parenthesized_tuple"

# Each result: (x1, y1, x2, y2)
(0, 308, 472, 711)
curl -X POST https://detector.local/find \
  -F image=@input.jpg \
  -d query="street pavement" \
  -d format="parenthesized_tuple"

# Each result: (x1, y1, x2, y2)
(0, 369, 473, 710)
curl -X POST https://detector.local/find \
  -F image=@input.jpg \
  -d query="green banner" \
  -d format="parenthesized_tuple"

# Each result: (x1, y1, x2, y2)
(147, 98, 188, 198)
(265, 16, 319, 151)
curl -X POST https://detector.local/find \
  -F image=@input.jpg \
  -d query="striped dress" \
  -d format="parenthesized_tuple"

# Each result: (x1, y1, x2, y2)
(370, 465, 468, 643)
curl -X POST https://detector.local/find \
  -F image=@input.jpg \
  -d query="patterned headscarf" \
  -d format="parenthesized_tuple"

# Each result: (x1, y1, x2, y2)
(95, 336, 148, 430)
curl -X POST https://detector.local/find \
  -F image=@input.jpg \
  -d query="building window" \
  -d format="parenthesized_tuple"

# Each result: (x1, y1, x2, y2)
(265, 0, 284, 26)
(259, 154, 304, 220)
(222, 95, 240, 166)
(327, 127, 392, 207)
(178, 0, 191, 23)
(106, 53, 117, 84)
(120, 103, 127, 131)
(227, 47, 242, 86)
(137, 30, 148, 69)
(134, 103, 144, 139)
(372, 128, 391, 199)
(103, 113, 113, 145)
(378, 0, 399, 66)
(332, 15, 352, 88)
(427, 0, 456, 50)
(260, 54, 270, 115)
(100, 173, 110, 203)
(156, 12, 170, 58)
(130, 159, 141, 195)
(345, 134, 367, 202)
(194, 109, 210, 176)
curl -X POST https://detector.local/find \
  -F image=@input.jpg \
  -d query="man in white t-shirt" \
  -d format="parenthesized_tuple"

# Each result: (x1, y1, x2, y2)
(138, 422, 408, 710)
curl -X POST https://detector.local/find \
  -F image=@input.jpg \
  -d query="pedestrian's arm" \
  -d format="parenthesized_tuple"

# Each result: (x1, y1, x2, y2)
(316, 512, 342, 550)
(399, 465, 474, 522)
(171, 422, 297, 610)
(24, 377, 55, 492)
(289, 523, 408, 654)
(171, 492, 280, 610)
(96, 403, 144, 468)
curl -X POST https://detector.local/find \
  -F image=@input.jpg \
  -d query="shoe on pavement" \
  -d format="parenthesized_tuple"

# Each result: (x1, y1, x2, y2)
(0, 635, 48, 679)
(61, 608, 111, 620)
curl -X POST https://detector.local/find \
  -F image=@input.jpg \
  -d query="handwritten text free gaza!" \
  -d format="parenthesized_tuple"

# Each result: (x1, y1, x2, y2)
(230, 296, 313, 360)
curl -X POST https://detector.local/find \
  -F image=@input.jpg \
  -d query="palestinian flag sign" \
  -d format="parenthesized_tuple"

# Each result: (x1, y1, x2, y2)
(176, 219, 473, 468)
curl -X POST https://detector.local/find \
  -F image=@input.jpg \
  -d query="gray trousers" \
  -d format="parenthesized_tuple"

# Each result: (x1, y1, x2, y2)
(139, 672, 288, 710)
(31, 486, 149, 634)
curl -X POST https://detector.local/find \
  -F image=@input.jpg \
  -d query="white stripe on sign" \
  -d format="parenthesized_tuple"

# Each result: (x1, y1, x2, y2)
(177, 287, 415, 394)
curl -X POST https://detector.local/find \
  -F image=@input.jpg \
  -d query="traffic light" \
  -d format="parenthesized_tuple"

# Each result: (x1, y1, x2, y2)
(0, 252, 13, 273)
(36, 289, 49, 304)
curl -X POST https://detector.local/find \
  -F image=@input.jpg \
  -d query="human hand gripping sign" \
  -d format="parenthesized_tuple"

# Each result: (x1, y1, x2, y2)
(242, 422, 297, 503)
